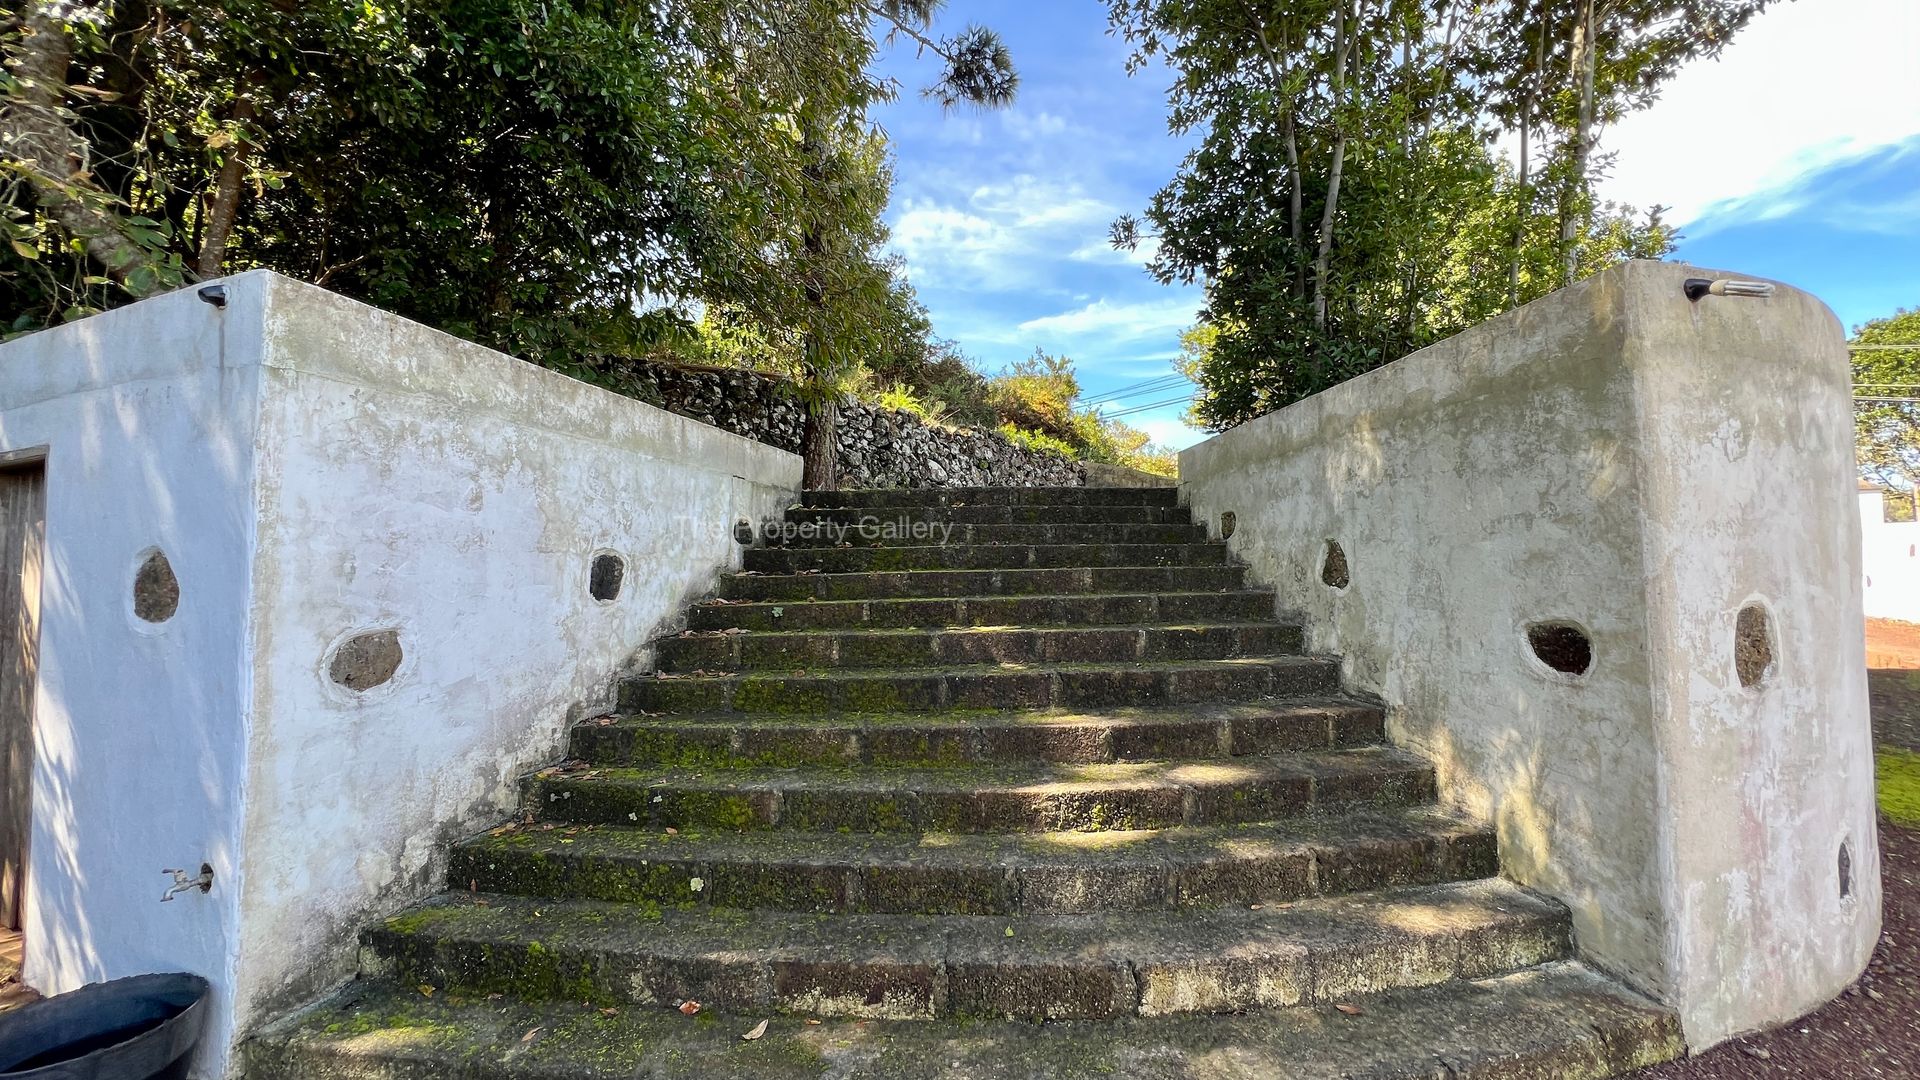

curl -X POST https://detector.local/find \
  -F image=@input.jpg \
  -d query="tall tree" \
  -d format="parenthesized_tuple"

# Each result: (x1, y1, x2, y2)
(1853, 307, 1920, 519)
(1109, 0, 1762, 430)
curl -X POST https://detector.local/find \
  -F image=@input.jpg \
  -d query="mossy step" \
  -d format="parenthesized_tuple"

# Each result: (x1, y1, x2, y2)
(360, 879, 1568, 1021)
(521, 747, 1434, 833)
(789, 502, 1195, 527)
(570, 700, 1382, 768)
(769, 521, 1210, 548)
(743, 543, 1231, 575)
(721, 564, 1249, 602)
(245, 960, 1683, 1080)
(688, 590, 1278, 632)
(803, 486, 1181, 509)
(656, 622, 1303, 674)
(622, 656, 1340, 716)
(449, 806, 1493, 915)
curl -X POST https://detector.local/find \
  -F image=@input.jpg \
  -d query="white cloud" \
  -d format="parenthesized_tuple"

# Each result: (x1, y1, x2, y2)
(1018, 297, 1199, 339)
(1597, 0, 1920, 227)
(1133, 416, 1208, 452)
(888, 175, 1118, 289)
(1002, 109, 1070, 141)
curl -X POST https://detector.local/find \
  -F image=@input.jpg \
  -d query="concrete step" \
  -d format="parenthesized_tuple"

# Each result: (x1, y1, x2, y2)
(522, 748, 1435, 833)
(789, 502, 1196, 526)
(771, 521, 1211, 548)
(248, 960, 1682, 1080)
(804, 486, 1181, 508)
(621, 656, 1342, 714)
(742, 543, 1232, 575)
(688, 590, 1278, 632)
(720, 564, 1250, 602)
(448, 806, 1493, 915)
(655, 623, 1303, 674)
(359, 880, 1569, 1021)
(570, 700, 1384, 768)
(573, 700, 1381, 768)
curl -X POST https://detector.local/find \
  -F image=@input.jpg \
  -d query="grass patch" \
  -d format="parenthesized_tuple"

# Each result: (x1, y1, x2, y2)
(1878, 744, 1920, 828)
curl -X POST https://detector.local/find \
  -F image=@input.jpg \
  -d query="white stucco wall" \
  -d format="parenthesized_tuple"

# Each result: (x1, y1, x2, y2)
(0, 272, 801, 1076)
(1859, 491, 1920, 623)
(1178, 261, 1879, 1049)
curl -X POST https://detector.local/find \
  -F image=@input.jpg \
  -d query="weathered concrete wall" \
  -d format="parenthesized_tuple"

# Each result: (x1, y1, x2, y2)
(1178, 260, 1878, 1049)
(0, 272, 802, 1077)
(0, 284, 260, 1078)
(1859, 489, 1920, 622)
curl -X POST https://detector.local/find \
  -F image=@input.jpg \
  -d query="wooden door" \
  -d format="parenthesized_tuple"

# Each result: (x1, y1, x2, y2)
(0, 462, 45, 931)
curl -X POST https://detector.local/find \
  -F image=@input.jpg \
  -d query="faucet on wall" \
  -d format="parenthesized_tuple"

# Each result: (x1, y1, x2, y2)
(161, 864, 213, 902)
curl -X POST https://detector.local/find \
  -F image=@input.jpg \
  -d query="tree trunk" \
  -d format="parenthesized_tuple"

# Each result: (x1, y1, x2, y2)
(1312, 0, 1354, 332)
(802, 397, 839, 491)
(1511, 11, 1543, 308)
(196, 95, 256, 278)
(1560, 0, 1597, 286)
(2, 4, 163, 290)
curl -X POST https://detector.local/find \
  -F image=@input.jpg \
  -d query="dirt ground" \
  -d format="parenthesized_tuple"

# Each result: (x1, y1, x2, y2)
(1868, 618, 1920, 752)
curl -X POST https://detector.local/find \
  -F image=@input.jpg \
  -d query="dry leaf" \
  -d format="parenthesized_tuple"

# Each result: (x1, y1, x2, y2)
(520, 1026, 542, 1043)
(1334, 1003, 1363, 1016)
(418, 984, 436, 997)
(742, 1019, 769, 1041)
(600, 1007, 620, 1017)
(679, 1000, 702, 1016)
(804, 1018, 822, 1026)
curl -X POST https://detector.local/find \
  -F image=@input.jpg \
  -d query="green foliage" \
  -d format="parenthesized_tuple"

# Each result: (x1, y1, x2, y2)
(1852, 307, 1920, 505)
(1107, 0, 1749, 430)
(1880, 744, 1920, 829)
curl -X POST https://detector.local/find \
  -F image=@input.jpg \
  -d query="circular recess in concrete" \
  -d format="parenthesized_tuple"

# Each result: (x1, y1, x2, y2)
(132, 548, 180, 624)
(1838, 838, 1854, 902)
(1525, 621, 1593, 677)
(1735, 602, 1775, 688)
(328, 629, 404, 692)
(589, 551, 626, 603)
(1219, 511, 1237, 540)
(1320, 540, 1350, 590)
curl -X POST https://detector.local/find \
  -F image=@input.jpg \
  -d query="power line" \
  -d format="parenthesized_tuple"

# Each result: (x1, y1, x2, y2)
(1100, 394, 1197, 420)
(1078, 374, 1192, 407)
(1854, 396, 1920, 404)
(1848, 344, 1920, 351)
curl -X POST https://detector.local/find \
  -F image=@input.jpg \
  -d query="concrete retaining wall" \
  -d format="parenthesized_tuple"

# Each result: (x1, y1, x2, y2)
(0, 272, 801, 1076)
(1178, 260, 1879, 1049)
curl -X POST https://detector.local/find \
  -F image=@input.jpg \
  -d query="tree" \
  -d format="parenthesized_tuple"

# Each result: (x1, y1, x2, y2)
(1107, 0, 1756, 430)
(1853, 307, 1920, 519)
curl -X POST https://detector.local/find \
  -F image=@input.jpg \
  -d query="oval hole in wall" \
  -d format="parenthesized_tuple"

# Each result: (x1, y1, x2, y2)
(132, 549, 180, 623)
(1219, 511, 1237, 540)
(1526, 622, 1592, 677)
(1838, 839, 1853, 901)
(1320, 540, 1350, 590)
(1735, 603, 1775, 688)
(589, 552, 626, 602)
(329, 629, 403, 692)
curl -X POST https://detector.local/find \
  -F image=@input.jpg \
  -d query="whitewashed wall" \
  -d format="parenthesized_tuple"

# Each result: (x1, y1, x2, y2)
(1179, 261, 1878, 1050)
(0, 272, 802, 1077)
(1860, 489, 1920, 623)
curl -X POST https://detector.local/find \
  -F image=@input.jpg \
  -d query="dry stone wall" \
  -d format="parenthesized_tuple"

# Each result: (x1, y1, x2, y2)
(623, 359, 1085, 489)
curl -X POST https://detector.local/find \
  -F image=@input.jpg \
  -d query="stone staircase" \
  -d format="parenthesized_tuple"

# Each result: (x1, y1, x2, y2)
(246, 487, 1683, 1079)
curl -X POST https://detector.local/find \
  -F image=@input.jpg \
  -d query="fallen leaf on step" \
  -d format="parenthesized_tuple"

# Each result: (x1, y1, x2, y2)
(679, 1000, 702, 1016)
(1334, 1003, 1363, 1016)
(1741, 1046, 1772, 1061)
(805, 1018, 822, 1026)
(742, 1020, 769, 1041)
(418, 984, 436, 997)
(600, 1007, 620, 1017)
(520, 1027, 542, 1043)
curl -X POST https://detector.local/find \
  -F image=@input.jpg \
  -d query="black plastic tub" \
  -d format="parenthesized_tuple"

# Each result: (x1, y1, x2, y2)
(0, 973, 209, 1079)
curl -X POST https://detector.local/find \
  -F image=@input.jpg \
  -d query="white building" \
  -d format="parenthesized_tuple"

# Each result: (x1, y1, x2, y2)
(1860, 480, 1920, 623)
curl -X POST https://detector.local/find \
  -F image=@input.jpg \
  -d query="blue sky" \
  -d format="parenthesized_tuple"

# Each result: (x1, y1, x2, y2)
(868, 0, 1920, 450)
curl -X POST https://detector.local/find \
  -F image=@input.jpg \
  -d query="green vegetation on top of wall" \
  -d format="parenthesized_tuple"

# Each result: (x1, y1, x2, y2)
(1879, 745, 1920, 829)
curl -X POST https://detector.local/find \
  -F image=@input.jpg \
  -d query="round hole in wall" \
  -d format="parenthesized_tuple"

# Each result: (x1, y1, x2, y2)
(328, 629, 403, 692)
(733, 518, 757, 546)
(1838, 839, 1853, 901)
(589, 552, 626, 603)
(1320, 540, 1350, 590)
(1526, 622, 1593, 677)
(1735, 603, 1775, 688)
(132, 548, 180, 623)
(1219, 511, 1237, 540)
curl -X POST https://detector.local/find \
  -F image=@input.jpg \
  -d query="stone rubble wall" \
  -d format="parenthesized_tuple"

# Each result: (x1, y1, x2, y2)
(621, 359, 1085, 489)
